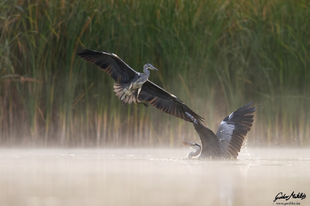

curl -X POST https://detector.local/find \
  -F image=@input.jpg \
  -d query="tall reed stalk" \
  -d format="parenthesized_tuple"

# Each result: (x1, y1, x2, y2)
(0, 0, 309, 147)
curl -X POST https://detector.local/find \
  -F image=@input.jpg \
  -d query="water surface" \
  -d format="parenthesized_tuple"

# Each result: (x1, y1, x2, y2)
(0, 148, 309, 206)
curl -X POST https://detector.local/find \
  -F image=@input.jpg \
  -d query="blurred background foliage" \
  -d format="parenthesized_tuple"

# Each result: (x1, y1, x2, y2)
(0, 0, 309, 147)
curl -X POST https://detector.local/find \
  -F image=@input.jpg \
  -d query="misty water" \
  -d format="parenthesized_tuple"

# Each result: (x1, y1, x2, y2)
(1, 148, 309, 206)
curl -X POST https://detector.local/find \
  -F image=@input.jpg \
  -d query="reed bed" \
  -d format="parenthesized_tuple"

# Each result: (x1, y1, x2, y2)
(0, 0, 309, 147)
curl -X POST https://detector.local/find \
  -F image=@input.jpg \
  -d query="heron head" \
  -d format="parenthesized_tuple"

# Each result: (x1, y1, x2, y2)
(144, 63, 158, 71)
(183, 142, 201, 158)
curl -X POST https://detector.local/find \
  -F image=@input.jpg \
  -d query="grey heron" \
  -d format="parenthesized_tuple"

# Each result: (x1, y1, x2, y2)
(183, 102, 255, 159)
(77, 47, 203, 123)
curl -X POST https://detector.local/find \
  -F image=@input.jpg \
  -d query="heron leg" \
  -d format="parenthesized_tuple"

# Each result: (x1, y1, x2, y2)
(136, 88, 142, 103)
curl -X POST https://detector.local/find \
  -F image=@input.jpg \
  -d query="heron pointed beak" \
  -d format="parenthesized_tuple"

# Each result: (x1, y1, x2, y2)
(148, 64, 158, 71)
(182, 142, 195, 147)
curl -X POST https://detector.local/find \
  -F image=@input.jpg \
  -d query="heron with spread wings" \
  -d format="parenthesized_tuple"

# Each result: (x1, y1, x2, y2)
(77, 47, 203, 123)
(183, 102, 255, 159)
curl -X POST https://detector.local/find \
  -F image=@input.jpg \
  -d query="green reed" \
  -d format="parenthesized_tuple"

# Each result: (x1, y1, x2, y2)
(0, 0, 309, 147)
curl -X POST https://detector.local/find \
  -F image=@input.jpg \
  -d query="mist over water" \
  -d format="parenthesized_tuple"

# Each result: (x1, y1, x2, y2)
(1, 148, 309, 206)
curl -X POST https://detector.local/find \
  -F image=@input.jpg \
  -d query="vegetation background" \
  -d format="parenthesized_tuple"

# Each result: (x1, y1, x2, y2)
(1, 0, 309, 147)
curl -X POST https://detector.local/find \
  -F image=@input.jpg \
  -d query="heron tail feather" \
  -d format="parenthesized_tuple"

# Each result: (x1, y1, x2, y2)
(113, 83, 137, 104)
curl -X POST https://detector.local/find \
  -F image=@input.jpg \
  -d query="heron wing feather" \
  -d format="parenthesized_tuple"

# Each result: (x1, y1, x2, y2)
(138, 81, 204, 123)
(77, 47, 138, 83)
(216, 102, 255, 159)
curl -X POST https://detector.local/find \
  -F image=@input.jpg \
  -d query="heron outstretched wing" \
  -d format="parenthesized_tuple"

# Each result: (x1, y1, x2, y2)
(139, 81, 204, 124)
(216, 102, 255, 159)
(78, 47, 203, 123)
(77, 47, 138, 83)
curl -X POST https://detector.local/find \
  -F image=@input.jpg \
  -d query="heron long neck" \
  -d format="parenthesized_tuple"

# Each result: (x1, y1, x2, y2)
(188, 145, 201, 158)
(143, 65, 151, 78)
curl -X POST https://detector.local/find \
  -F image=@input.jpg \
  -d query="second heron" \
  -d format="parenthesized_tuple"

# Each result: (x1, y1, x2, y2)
(183, 102, 255, 159)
